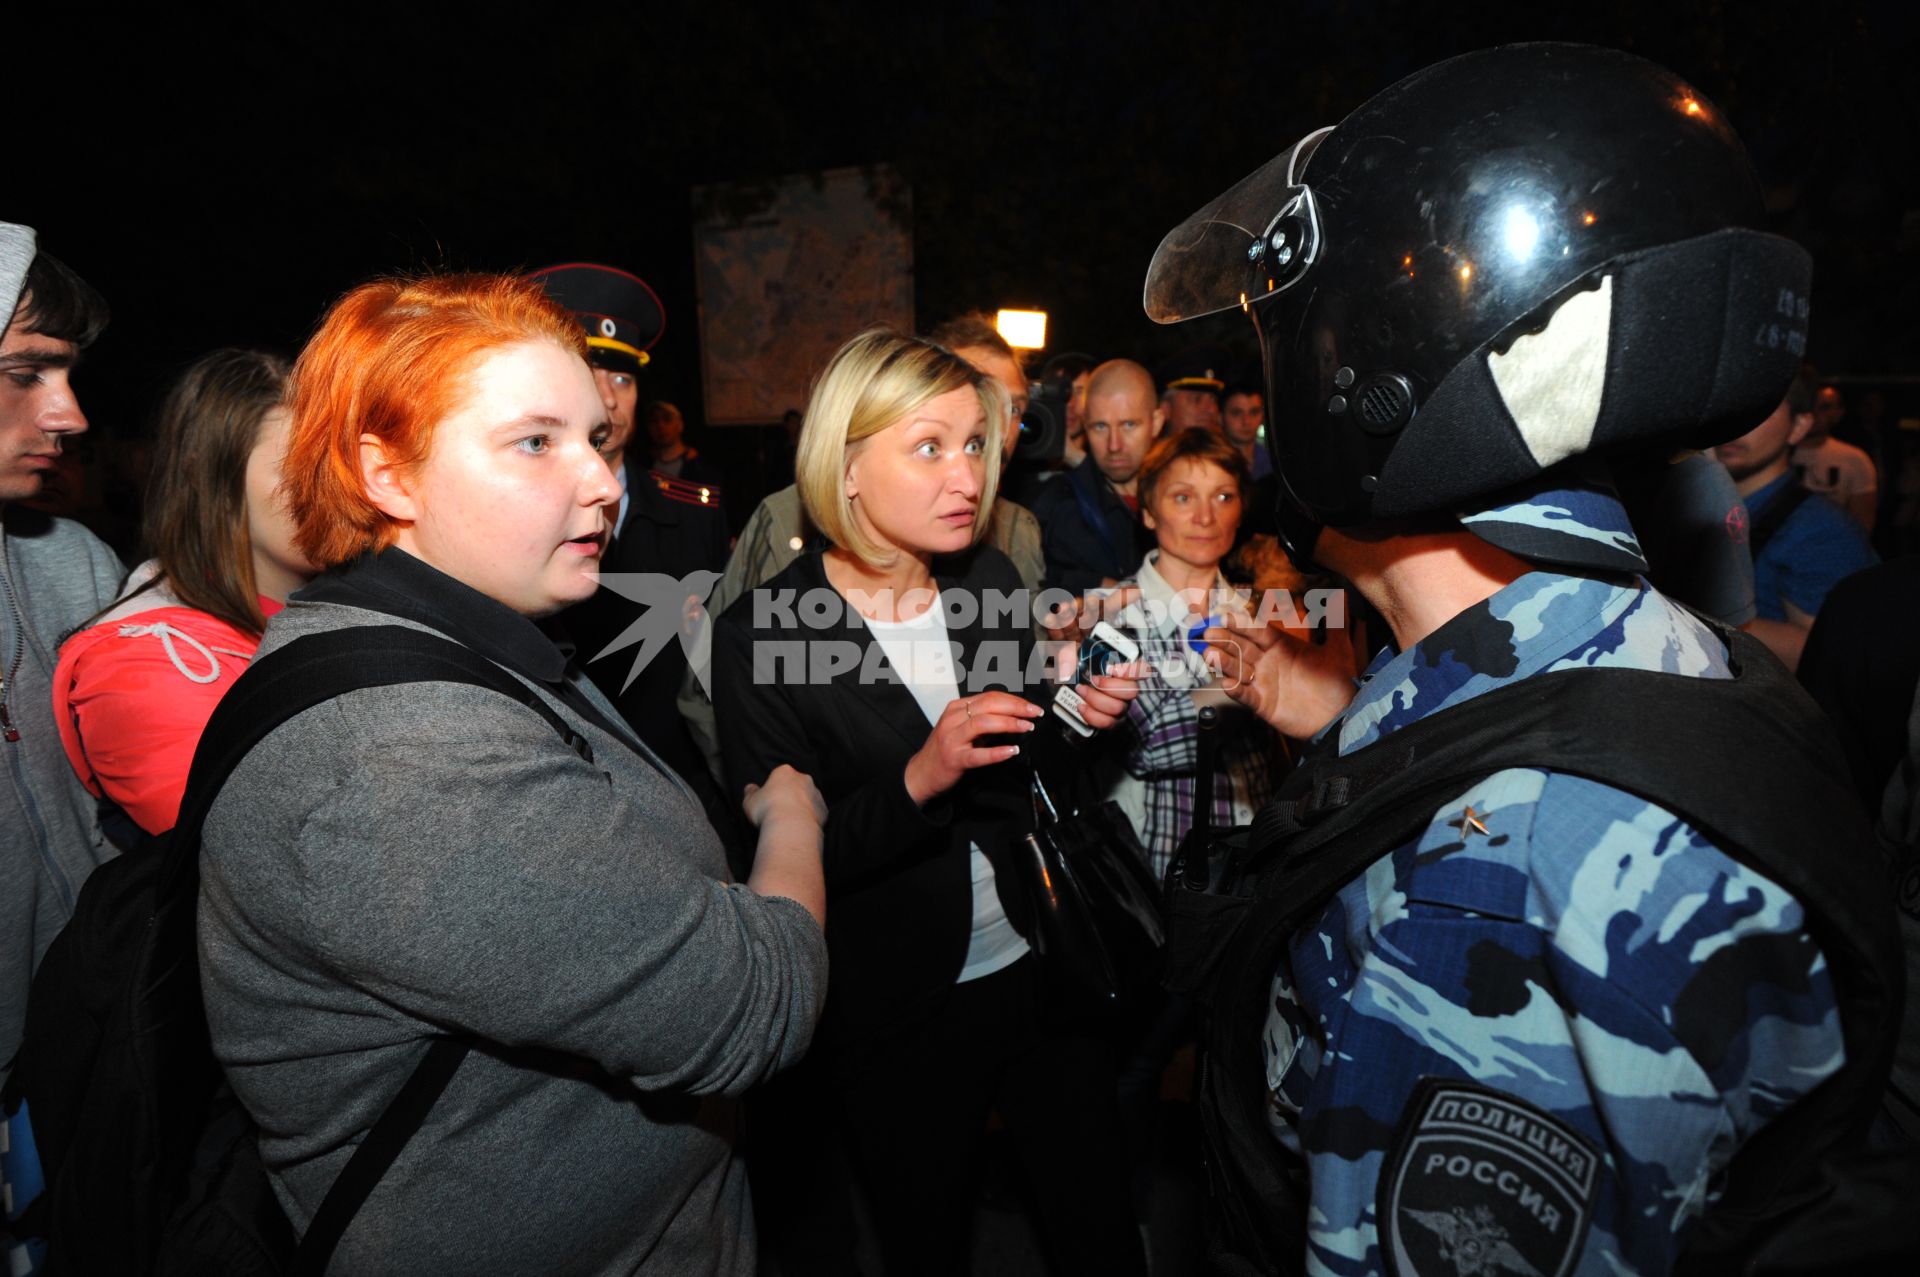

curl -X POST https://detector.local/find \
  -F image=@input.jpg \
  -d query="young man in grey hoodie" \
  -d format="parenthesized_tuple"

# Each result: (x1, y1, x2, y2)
(0, 222, 125, 1097)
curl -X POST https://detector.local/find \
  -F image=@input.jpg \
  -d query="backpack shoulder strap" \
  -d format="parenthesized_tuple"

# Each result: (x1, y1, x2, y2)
(170, 622, 587, 1274)
(174, 624, 583, 841)
(287, 1037, 468, 1275)
(1748, 482, 1813, 561)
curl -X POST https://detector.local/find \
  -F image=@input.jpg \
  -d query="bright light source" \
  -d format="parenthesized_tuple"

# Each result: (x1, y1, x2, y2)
(1459, 263, 1473, 282)
(996, 309, 1048, 350)
(1502, 206, 1540, 261)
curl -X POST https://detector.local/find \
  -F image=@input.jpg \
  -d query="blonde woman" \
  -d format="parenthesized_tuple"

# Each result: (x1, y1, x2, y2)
(713, 329, 1147, 1276)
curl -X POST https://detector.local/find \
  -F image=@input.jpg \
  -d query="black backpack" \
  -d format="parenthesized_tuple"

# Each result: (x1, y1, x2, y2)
(1164, 627, 1915, 1274)
(4, 624, 592, 1275)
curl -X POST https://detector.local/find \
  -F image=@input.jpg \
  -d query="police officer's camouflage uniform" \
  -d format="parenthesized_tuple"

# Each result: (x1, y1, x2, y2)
(1263, 517, 1844, 1275)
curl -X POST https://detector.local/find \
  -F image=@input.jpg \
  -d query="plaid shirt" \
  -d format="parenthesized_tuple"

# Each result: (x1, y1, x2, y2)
(1106, 554, 1283, 879)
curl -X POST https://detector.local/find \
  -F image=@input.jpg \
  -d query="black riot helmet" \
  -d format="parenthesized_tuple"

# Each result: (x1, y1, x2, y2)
(1145, 43, 1811, 565)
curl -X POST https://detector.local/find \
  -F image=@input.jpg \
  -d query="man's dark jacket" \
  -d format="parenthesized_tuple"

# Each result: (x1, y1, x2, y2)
(1026, 461, 1148, 594)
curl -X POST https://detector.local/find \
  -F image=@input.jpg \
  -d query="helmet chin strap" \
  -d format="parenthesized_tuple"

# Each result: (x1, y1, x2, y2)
(1274, 484, 1329, 575)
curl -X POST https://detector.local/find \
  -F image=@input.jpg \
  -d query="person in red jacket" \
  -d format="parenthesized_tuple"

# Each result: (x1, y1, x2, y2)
(54, 348, 311, 840)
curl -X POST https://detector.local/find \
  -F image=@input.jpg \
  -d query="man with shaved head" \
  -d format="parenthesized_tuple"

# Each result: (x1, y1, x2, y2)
(1027, 358, 1164, 592)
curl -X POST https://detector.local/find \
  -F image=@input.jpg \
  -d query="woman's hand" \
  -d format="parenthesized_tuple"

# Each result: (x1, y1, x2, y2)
(743, 765, 828, 926)
(1201, 616, 1358, 740)
(743, 764, 829, 831)
(1057, 646, 1146, 731)
(1042, 585, 1140, 645)
(903, 691, 1043, 806)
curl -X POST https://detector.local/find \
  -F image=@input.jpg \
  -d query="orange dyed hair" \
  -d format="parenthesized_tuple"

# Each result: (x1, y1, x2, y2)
(284, 273, 588, 567)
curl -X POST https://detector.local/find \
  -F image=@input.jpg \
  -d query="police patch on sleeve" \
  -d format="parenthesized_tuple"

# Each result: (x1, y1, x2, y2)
(1379, 1079, 1598, 1277)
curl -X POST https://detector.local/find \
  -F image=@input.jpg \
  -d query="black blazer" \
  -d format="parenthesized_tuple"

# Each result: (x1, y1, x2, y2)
(713, 545, 1056, 1033)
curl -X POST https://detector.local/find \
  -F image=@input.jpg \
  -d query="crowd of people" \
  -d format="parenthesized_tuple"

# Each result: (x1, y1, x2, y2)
(3, 38, 1918, 1277)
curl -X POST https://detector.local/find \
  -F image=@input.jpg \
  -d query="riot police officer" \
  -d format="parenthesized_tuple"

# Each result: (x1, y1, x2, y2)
(1148, 44, 1905, 1275)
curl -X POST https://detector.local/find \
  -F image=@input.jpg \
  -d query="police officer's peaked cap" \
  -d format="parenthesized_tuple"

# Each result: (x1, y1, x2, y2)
(525, 262, 665, 375)
(1156, 346, 1229, 395)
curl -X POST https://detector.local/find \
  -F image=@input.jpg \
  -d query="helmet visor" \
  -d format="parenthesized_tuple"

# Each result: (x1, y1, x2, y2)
(1143, 127, 1332, 324)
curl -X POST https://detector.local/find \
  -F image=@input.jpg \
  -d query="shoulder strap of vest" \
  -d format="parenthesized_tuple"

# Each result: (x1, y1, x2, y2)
(165, 623, 586, 1273)
(1191, 628, 1901, 1270)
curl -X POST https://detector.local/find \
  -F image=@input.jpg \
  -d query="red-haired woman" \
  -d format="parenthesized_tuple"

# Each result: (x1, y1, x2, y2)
(196, 274, 827, 1274)
(54, 348, 310, 841)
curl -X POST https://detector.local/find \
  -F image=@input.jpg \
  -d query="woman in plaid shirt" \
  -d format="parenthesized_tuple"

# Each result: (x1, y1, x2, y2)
(1104, 428, 1286, 878)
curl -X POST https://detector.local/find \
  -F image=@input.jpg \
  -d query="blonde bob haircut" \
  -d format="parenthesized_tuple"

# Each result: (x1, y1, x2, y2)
(795, 328, 1008, 566)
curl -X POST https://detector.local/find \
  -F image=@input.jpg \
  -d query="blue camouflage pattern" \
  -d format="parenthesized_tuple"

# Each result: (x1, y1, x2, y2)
(1457, 467, 1650, 576)
(1265, 571, 1843, 1276)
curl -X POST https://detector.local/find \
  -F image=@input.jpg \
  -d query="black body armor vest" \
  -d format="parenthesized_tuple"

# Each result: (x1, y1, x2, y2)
(1163, 629, 1911, 1274)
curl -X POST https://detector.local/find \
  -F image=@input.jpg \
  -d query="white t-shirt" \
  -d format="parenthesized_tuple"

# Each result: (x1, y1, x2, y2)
(1794, 436, 1877, 508)
(861, 600, 1031, 984)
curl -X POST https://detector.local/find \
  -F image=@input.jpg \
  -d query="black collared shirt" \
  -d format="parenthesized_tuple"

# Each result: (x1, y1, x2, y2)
(297, 548, 641, 751)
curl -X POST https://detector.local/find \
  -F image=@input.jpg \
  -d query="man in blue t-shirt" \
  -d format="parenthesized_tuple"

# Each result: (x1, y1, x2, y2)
(1716, 380, 1879, 671)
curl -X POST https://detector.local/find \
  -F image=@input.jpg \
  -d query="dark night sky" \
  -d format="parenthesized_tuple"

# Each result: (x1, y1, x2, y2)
(12, 0, 1918, 454)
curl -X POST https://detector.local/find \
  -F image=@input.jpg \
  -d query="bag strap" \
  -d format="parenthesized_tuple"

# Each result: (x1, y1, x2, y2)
(169, 623, 589, 1274)
(177, 623, 583, 820)
(1747, 482, 1812, 561)
(1191, 703, 1220, 842)
(287, 1037, 469, 1276)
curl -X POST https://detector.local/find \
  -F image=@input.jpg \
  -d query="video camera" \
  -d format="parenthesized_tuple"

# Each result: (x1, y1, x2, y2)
(1014, 351, 1095, 468)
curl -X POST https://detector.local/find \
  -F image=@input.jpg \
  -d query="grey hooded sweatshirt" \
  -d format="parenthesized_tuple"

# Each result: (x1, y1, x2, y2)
(198, 561, 826, 1275)
(1, 222, 125, 1087)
